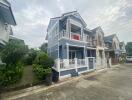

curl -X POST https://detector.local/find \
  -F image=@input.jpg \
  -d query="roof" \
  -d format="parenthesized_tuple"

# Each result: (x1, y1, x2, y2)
(46, 11, 88, 40)
(0, 0, 10, 6)
(9, 35, 24, 42)
(104, 34, 116, 43)
(0, 0, 16, 25)
(48, 11, 87, 29)
(91, 26, 104, 36)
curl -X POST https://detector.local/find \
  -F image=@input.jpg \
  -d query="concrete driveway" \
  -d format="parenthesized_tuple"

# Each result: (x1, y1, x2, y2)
(2, 64, 132, 100)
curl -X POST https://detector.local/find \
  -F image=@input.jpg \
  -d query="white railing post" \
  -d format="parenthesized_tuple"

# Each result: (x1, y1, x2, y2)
(87, 57, 89, 70)
(109, 58, 112, 68)
(74, 58, 78, 72)
(57, 58, 60, 72)
(64, 59, 69, 69)
(93, 57, 96, 69)
(85, 57, 88, 70)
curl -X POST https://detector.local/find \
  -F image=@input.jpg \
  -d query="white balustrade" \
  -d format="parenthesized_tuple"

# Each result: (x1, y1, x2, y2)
(53, 57, 95, 72)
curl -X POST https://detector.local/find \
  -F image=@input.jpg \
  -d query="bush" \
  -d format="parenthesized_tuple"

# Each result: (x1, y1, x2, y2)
(34, 51, 54, 69)
(1, 40, 28, 65)
(0, 40, 27, 86)
(33, 51, 54, 80)
(0, 62, 23, 86)
(33, 64, 51, 80)
(23, 49, 37, 65)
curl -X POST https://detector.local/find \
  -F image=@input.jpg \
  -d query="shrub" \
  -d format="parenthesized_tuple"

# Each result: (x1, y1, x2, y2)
(23, 49, 37, 65)
(33, 64, 52, 80)
(0, 40, 27, 86)
(33, 51, 54, 80)
(34, 51, 54, 69)
(1, 40, 28, 65)
(0, 62, 23, 86)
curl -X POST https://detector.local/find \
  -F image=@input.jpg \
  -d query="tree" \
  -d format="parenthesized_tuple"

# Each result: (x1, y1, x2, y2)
(1, 39, 28, 65)
(126, 42, 132, 56)
(39, 43, 47, 53)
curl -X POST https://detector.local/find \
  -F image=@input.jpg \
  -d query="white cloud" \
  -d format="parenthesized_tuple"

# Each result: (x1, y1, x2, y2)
(10, 0, 132, 47)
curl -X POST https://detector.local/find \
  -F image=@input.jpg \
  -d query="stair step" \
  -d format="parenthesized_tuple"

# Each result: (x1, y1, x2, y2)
(71, 71, 79, 77)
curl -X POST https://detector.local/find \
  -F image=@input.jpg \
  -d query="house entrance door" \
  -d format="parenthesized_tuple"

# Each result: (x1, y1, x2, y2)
(89, 58, 94, 70)
(69, 51, 76, 59)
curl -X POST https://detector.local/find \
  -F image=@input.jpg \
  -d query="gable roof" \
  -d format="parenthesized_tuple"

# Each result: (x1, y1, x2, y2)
(46, 11, 87, 40)
(48, 11, 87, 31)
(61, 11, 87, 27)
(91, 26, 104, 36)
(104, 34, 116, 43)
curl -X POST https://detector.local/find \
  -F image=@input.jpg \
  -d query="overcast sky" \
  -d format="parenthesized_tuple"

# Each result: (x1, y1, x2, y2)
(9, 0, 132, 48)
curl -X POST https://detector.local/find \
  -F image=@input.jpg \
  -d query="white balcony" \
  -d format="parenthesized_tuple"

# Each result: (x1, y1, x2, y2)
(59, 30, 96, 47)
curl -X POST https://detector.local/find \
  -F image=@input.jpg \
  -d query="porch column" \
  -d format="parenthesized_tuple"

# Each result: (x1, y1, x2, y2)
(67, 43, 69, 59)
(81, 27, 83, 41)
(102, 50, 105, 68)
(66, 18, 71, 39)
(84, 46, 86, 58)
(74, 58, 78, 72)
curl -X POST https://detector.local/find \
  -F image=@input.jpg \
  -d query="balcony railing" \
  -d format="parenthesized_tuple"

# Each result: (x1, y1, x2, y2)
(54, 57, 96, 71)
(59, 30, 95, 46)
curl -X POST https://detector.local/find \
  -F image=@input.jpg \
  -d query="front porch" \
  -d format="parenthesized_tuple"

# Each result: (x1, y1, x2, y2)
(54, 44, 96, 78)
(53, 57, 96, 78)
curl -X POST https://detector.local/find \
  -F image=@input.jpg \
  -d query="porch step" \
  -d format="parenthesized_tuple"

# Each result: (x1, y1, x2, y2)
(71, 71, 79, 77)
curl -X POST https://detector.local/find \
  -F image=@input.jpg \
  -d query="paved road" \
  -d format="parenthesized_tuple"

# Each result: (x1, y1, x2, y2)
(4, 64, 132, 100)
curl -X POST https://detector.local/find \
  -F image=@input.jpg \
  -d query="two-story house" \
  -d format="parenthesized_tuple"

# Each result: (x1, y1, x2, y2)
(0, 0, 16, 48)
(104, 34, 120, 65)
(91, 27, 106, 69)
(47, 11, 107, 79)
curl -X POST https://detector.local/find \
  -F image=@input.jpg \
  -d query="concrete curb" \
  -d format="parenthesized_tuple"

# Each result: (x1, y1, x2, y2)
(1, 67, 111, 100)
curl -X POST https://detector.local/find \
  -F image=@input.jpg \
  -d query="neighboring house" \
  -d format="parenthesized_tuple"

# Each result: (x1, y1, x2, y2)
(104, 34, 120, 65)
(119, 42, 126, 54)
(0, 0, 16, 48)
(0, 0, 16, 64)
(91, 27, 106, 69)
(46, 11, 107, 79)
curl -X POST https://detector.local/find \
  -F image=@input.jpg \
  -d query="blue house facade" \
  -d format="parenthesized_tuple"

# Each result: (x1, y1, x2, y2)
(47, 11, 107, 78)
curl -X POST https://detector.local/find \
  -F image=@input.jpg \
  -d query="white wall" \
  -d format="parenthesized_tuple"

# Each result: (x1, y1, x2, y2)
(0, 15, 10, 42)
(112, 36, 120, 50)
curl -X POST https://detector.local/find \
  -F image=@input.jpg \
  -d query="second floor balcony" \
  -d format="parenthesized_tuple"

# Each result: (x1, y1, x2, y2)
(59, 30, 97, 47)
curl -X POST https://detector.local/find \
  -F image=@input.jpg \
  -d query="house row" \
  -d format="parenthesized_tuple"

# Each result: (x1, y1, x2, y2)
(46, 11, 126, 79)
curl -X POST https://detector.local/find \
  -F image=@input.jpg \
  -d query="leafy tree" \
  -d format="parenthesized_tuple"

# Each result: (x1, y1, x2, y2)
(1, 40, 28, 65)
(39, 43, 47, 53)
(126, 42, 132, 56)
